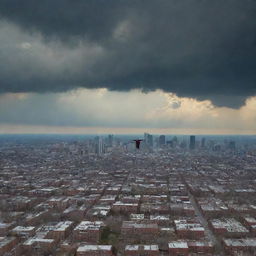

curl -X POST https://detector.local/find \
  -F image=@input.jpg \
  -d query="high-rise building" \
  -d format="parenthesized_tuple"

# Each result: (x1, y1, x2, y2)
(201, 138, 206, 148)
(172, 136, 178, 147)
(148, 134, 153, 147)
(107, 134, 114, 147)
(159, 135, 166, 146)
(189, 135, 196, 150)
(144, 133, 153, 147)
(144, 133, 149, 143)
(95, 136, 104, 155)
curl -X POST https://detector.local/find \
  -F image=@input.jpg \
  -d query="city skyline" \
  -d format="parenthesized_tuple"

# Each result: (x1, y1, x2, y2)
(0, 133, 256, 255)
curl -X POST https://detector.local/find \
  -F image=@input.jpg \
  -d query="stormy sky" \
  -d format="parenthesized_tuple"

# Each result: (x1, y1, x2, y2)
(0, 0, 256, 134)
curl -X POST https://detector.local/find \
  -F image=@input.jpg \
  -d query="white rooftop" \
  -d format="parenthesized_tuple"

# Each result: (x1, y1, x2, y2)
(125, 244, 159, 251)
(77, 245, 112, 252)
(168, 241, 188, 249)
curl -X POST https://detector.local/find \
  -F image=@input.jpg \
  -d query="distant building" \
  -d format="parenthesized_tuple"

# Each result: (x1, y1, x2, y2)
(107, 134, 114, 147)
(172, 136, 178, 147)
(95, 136, 104, 155)
(144, 133, 153, 147)
(180, 140, 187, 149)
(166, 140, 173, 148)
(213, 144, 221, 151)
(201, 137, 206, 148)
(159, 135, 166, 146)
(228, 141, 236, 150)
(189, 135, 196, 150)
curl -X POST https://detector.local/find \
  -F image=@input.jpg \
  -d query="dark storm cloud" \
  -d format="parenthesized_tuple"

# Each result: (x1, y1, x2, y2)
(0, 0, 256, 108)
(0, 0, 127, 41)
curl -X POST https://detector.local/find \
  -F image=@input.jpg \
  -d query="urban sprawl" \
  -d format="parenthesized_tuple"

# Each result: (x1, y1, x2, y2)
(0, 134, 256, 255)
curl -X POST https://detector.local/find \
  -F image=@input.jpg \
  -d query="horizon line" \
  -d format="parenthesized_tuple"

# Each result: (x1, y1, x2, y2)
(0, 133, 256, 136)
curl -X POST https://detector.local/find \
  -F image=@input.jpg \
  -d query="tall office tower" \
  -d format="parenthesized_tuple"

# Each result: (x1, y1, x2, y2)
(172, 136, 178, 147)
(189, 135, 196, 150)
(148, 134, 153, 147)
(144, 133, 149, 142)
(95, 136, 104, 155)
(201, 137, 206, 148)
(98, 137, 104, 155)
(159, 135, 166, 146)
(144, 133, 149, 145)
(144, 133, 153, 147)
(108, 134, 113, 147)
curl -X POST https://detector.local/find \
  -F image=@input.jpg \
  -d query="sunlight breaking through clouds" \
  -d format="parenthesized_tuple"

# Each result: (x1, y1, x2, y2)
(0, 89, 255, 134)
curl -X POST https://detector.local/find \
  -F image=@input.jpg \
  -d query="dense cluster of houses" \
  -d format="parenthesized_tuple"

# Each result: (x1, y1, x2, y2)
(0, 140, 256, 255)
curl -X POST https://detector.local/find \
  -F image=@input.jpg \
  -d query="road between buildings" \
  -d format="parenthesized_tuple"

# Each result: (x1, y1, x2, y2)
(188, 191, 225, 255)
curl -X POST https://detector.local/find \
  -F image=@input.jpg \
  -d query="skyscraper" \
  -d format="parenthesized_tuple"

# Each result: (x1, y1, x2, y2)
(144, 133, 153, 147)
(159, 135, 166, 146)
(95, 136, 104, 155)
(189, 135, 196, 150)
(107, 134, 114, 147)
(201, 137, 206, 149)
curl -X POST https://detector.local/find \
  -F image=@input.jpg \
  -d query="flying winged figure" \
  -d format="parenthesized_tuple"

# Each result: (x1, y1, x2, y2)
(133, 139, 143, 149)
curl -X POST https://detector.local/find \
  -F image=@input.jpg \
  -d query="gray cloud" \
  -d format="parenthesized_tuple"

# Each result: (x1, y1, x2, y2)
(0, 90, 165, 127)
(0, 0, 256, 108)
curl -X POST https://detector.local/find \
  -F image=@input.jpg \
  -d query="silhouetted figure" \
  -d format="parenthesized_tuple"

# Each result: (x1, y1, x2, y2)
(133, 139, 143, 149)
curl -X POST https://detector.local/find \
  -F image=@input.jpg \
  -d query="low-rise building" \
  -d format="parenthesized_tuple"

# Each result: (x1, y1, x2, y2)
(150, 215, 170, 225)
(23, 238, 56, 255)
(188, 241, 214, 254)
(76, 244, 114, 256)
(0, 222, 15, 236)
(0, 237, 18, 255)
(46, 221, 73, 241)
(223, 238, 256, 255)
(73, 221, 105, 242)
(130, 214, 145, 221)
(174, 219, 205, 239)
(210, 218, 249, 237)
(121, 221, 159, 236)
(11, 226, 36, 238)
(125, 244, 160, 256)
(112, 201, 138, 213)
(168, 241, 189, 256)
(25, 210, 49, 225)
